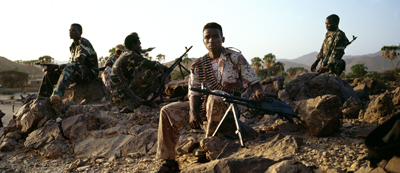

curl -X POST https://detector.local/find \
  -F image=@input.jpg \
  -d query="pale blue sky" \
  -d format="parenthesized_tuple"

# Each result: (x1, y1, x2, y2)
(0, 0, 399, 64)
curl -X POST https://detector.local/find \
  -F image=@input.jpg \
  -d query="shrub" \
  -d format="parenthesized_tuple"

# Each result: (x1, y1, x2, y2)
(170, 69, 189, 80)
(2, 89, 14, 95)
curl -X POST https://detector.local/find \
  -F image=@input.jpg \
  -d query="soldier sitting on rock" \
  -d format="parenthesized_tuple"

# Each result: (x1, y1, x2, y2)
(109, 33, 168, 110)
(155, 22, 270, 172)
(38, 23, 99, 104)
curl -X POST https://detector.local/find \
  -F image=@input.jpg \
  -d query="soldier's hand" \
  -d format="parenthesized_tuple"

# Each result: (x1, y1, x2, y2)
(45, 65, 59, 72)
(311, 61, 318, 72)
(189, 110, 202, 129)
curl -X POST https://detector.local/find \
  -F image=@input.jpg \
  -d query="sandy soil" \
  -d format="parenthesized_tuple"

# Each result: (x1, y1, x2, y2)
(0, 92, 36, 126)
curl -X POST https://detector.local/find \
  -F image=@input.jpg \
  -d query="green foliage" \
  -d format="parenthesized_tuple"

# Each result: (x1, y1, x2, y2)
(1, 89, 14, 95)
(256, 69, 269, 81)
(286, 67, 307, 79)
(9, 95, 14, 100)
(170, 69, 189, 80)
(251, 57, 263, 73)
(0, 70, 29, 88)
(350, 63, 368, 77)
(109, 47, 116, 57)
(38, 55, 54, 63)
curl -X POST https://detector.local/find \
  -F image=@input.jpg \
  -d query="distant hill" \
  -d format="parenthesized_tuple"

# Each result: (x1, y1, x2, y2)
(0, 56, 44, 79)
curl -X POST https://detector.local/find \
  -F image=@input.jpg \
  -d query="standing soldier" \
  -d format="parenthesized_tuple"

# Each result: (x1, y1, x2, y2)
(38, 23, 98, 104)
(109, 33, 167, 109)
(156, 22, 269, 172)
(311, 14, 349, 75)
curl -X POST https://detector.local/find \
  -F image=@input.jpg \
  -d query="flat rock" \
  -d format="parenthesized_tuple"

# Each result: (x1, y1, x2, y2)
(266, 160, 312, 173)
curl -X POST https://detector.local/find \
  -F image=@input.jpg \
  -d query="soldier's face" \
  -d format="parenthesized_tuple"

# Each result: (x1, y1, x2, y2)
(69, 26, 81, 39)
(325, 19, 338, 31)
(131, 40, 142, 54)
(203, 28, 224, 53)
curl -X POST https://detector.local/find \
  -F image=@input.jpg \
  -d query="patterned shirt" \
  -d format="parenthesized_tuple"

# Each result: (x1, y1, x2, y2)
(316, 29, 349, 65)
(69, 37, 98, 69)
(111, 51, 166, 98)
(188, 47, 259, 98)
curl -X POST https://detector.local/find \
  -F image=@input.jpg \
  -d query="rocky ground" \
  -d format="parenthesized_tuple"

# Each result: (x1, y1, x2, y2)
(0, 74, 399, 173)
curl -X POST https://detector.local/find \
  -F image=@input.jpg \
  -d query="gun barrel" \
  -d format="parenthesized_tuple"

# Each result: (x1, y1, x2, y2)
(190, 87, 251, 103)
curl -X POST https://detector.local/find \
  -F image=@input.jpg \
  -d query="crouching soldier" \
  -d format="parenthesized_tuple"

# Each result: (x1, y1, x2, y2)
(110, 33, 168, 109)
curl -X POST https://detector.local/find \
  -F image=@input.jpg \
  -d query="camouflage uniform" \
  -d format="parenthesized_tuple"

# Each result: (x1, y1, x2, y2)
(38, 37, 98, 98)
(102, 54, 119, 91)
(156, 47, 259, 160)
(317, 28, 349, 75)
(110, 50, 166, 104)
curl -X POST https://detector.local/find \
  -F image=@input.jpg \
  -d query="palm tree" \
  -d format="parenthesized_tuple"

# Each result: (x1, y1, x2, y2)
(272, 61, 285, 75)
(156, 54, 166, 63)
(263, 53, 276, 76)
(251, 57, 263, 73)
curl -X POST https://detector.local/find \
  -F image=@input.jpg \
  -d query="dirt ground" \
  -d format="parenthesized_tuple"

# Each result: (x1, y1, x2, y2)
(0, 92, 35, 126)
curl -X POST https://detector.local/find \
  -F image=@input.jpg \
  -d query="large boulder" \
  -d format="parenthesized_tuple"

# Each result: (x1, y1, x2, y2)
(266, 160, 312, 173)
(182, 134, 300, 173)
(280, 73, 359, 103)
(74, 128, 157, 159)
(261, 76, 285, 94)
(342, 97, 362, 119)
(351, 78, 386, 95)
(353, 84, 370, 101)
(24, 124, 68, 159)
(200, 136, 241, 160)
(63, 77, 110, 104)
(16, 97, 56, 134)
(363, 87, 400, 123)
(164, 78, 188, 98)
(292, 95, 341, 137)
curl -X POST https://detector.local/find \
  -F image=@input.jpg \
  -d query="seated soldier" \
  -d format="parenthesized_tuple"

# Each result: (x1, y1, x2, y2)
(110, 33, 167, 108)
(311, 14, 349, 75)
(156, 22, 268, 172)
(38, 23, 98, 104)
(102, 44, 126, 91)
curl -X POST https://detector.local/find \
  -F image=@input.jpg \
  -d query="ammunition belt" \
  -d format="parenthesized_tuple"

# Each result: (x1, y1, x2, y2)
(197, 55, 242, 119)
(110, 64, 146, 104)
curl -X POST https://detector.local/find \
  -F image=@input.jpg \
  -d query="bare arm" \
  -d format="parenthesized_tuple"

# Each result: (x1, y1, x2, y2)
(189, 96, 202, 129)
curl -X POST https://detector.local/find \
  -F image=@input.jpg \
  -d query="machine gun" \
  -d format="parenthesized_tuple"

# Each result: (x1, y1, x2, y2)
(140, 46, 193, 103)
(35, 62, 66, 72)
(190, 87, 295, 147)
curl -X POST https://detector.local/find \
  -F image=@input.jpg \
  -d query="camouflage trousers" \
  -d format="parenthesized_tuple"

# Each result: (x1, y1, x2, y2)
(38, 63, 98, 98)
(156, 90, 228, 160)
(101, 66, 112, 91)
(328, 59, 346, 75)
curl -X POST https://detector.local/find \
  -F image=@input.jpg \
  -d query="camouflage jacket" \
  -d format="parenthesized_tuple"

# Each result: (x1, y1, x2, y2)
(69, 37, 98, 70)
(188, 47, 259, 98)
(105, 54, 118, 68)
(316, 29, 349, 65)
(110, 51, 166, 98)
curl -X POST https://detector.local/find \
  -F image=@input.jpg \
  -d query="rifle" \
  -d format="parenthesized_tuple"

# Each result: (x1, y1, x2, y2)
(319, 35, 358, 71)
(140, 46, 193, 103)
(35, 62, 64, 72)
(190, 87, 295, 147)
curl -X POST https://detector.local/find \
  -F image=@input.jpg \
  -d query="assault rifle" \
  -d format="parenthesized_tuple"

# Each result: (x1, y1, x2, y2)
(35, 62, 66, 72)
(190, 87, 295, 147)
(141, 46, 193, 103)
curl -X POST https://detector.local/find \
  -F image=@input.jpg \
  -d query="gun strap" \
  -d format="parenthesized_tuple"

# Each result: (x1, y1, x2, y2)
(111, 64, 147, 104)
(197, 54, 242, 119)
